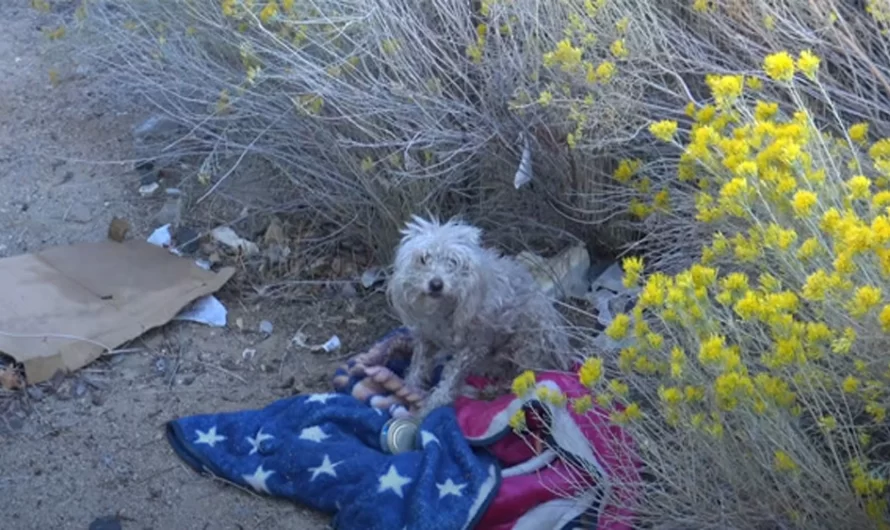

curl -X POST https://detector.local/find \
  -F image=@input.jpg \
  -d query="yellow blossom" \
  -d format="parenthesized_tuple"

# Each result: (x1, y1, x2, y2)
(774, 451, 799, 472)
(579, 357, 604, 387)
(508, 409, 527, 431)
(754, 101, 779, 121)
(608, 379, 629, 397)
(537, 90, 553, 106)
(543, 39, 583, 72)
(791, 190, 818, 217)
(797, 237, 821, 260)
(848, 175, 873, 200)
(879, 305, 890, 332)
(610, 39, 628, 59)
(763, 51, 796, 82)
(649, 120, 678, 142)
(572, 395, 593, 415)
(849, 122, 870, 144)
(259, 1, 279, 23)
(842, 375, 861, 393)
(797, 50, 821, 79)
(511, 370, 536, 397)
(848, 285, 883, 317)
(622, 256, 644, 287)
(595, 61, 616, 83)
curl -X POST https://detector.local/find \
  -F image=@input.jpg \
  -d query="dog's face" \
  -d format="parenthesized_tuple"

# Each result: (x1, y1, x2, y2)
(388, 216, 484, 316)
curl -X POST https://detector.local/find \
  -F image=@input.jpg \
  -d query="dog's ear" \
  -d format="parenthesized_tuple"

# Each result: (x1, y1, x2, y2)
(400, 215, 439, 238)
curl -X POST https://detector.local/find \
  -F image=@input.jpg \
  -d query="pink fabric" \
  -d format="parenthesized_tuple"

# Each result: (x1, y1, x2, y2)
(454, 372, 642, 530)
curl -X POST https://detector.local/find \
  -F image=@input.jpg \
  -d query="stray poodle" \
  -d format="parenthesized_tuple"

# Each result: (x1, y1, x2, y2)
(386, 215, 572, 418)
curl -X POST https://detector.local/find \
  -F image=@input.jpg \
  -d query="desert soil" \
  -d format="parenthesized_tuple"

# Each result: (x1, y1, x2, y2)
(0, 2, 392, 528)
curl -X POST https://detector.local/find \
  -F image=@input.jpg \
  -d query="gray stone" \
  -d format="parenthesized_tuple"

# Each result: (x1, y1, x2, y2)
(132, 115, 181, 140)
(258, 320, 274, 334)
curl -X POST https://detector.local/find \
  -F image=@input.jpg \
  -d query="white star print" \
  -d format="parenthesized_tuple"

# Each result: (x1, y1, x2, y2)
(298, 425, 329, 443)
(309, 454, 342, 481)
(377, 465, 412, 498)
(246, 428, 273, 455)
(436, 478, 467, 499)
(194, 426, 226, 448)
(243, 464, 274, 494)
(306, 393, 338, 404)
(420, 430, 440, 447)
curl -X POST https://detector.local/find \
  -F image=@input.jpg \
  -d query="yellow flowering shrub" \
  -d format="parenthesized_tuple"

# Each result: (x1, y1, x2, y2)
(515, 49, 890, 528)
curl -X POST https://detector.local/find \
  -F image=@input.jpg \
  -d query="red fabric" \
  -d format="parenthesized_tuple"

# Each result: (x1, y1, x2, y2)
(453, 372, 642, 530)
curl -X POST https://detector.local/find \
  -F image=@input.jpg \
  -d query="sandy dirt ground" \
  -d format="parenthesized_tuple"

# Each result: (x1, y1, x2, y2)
(0, 2, 395, 528)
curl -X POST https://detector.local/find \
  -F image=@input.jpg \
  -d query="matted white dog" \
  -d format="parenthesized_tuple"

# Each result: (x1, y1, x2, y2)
(387, 215, 572, 418)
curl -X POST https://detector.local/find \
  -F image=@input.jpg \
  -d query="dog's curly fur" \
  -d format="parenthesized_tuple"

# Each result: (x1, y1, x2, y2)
(387, 215, 573, 418)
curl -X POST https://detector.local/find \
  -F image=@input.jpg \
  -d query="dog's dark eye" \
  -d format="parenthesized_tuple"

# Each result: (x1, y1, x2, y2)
(418, 254, 427, 265)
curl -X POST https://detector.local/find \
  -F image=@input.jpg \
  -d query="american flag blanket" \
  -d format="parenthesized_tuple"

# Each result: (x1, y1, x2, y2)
(167, 328, 642, 530)
(166, 394, 499, 530)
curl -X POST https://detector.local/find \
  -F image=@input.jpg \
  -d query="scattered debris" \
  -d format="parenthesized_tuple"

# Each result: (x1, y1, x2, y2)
(313, 335, 341, 354)
(107, 217, 130, 243)
(73, 378, 88, 398)
(242, 348, 256, 360)
(173, 296, 228, 328)
(211, 226, 259, 256)
(146, 223, 173, 248)
(0, 239, 234, 383)
(259, 320, 274, 335)
(516, 244, 590, 300)
(585, 262, 639, 353)
(360, 267, 386, 289)
(138, 181, 160, 197)
(290, 331, 309, 348)
(172, 226, 200, 254)
(153, 195, 182, 227)
(513, 131, 533, 189)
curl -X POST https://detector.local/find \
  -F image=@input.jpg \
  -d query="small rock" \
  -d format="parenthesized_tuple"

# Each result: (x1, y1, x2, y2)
(278, 376, 295, 389)
(73, 379, 88, 398)
(154, 358, 168, 374)
(26, 386, 45, 401)
(107, 217, 130, 243)
(66, 203, 92, 224)
(91, 393, 106, 407)
(180, 375, 196, 386)
(211, 226, 259, 256)
(242, 348, 256, 361)
(132, 114, 181, 140)
(258, 320, 274, 335)
(89, 516, 122, 530)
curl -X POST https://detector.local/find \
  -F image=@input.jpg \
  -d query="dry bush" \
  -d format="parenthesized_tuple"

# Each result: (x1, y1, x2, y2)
(73, 0, 660, 259)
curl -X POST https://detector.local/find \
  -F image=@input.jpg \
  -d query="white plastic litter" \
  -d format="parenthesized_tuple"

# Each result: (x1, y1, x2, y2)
(173, 295, 228, 327)
(147, 224, 228, 327)
(310, 335, 341, 353)
(513, 131, 533, 189)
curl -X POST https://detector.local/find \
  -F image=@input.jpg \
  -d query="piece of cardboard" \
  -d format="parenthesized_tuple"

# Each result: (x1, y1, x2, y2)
(0, 239, 235, 384)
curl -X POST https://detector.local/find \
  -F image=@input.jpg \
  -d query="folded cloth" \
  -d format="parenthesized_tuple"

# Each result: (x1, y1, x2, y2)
(166, 393, 500, 530)
(332, 328, 643, 530)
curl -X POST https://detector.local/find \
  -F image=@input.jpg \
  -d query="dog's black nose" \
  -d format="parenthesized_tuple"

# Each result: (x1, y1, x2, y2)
(428, 277, 444, 293)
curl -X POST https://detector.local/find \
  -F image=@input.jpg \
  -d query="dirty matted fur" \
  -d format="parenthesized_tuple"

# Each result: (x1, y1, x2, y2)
(386, 215, 573, 418)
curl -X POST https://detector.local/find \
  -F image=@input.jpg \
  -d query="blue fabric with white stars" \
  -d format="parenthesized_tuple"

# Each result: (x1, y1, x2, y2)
(166, 393, 501, 530)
